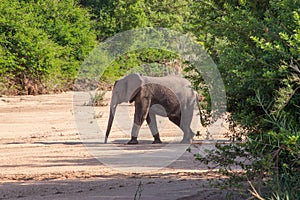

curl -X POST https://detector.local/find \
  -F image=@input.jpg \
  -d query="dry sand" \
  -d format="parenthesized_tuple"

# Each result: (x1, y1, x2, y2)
(0, 92, 247, 199)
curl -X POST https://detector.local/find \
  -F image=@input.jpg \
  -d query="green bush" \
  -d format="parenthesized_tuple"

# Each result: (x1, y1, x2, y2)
(99, 48, 181, 84)
(80, 0, 191, 40)
(79, 0, 192, 84)
(189, 0, 300, 199)
(0, 0, 96, 94)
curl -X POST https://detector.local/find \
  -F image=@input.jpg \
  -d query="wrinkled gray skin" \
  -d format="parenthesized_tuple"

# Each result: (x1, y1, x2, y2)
(104, 73, 196, 144)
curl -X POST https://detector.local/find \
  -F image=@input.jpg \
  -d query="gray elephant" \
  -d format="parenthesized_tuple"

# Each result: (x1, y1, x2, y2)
(104, 73, 197, 144)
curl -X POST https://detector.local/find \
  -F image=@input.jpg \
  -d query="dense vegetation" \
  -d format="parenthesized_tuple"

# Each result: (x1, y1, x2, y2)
(190, 1, 300, 199)
(1, 0, 299, 198)
(0, 0, 96, 94)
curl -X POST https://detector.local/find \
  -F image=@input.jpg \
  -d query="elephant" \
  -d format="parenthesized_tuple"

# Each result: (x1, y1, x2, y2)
(104, 73, 198, 144)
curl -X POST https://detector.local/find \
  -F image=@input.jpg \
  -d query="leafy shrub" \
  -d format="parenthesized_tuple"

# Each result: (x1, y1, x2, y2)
(0, 0, 96, 95)
(100, 49, 181, 84)
(189, 0, 300, 199)
(90, 90, 107, 107)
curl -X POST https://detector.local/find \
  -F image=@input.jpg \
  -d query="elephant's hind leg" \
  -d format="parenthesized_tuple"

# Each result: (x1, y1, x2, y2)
(169, 112, 194, 143)
(168, 114, 181, 127)
(180, 109, 195, 144)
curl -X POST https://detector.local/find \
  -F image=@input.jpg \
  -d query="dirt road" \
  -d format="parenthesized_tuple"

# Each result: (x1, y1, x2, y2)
(0, 92, 245, 199)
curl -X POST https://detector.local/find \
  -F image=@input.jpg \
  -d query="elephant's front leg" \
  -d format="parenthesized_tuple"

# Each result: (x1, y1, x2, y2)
(146, 112, 162, 144)
(128, 98, 151, 145)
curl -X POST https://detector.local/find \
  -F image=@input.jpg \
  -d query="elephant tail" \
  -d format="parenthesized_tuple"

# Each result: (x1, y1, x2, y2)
(195, 94, 205, 127)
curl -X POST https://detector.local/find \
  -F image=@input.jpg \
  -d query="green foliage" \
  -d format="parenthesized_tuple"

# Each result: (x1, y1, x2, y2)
(0, 0, 96, 94)
(80, 0, 192, 82)
(100, 48, 180, 84)
(81, 0, 191, 40)
(189, 0, 300, 199)
(190, 0, 300, 131)
(88, 90, 107, 106)
(1, 1, 299, 198)
(0, 0, 193, 94)
(81, 0, 190, 83)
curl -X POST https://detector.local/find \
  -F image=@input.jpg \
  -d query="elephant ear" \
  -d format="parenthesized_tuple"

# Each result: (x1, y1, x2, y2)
(129, 86, 141, 103)
(113, 80, 118, 87)
(123, 73, 143, 103)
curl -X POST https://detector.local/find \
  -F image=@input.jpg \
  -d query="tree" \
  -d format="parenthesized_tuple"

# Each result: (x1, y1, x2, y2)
(80, 0, 191, 40)
(79, 0, 192, 84)
(189, 0, 300, 198)
(0, 0, 96, 94)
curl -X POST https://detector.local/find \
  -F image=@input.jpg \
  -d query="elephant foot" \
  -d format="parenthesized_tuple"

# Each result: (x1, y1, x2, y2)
(152, 133, 162, 144)
(180, 138, 192, 144)
(127, 137, 138, 145)
(153, 139, 162, 144)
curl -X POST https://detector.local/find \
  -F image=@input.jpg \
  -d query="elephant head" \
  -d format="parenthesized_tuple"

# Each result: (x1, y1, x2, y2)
(104, 73, 143, 143)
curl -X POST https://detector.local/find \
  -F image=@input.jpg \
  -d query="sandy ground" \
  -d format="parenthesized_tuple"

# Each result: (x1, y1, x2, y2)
(0, 92, 247, 200)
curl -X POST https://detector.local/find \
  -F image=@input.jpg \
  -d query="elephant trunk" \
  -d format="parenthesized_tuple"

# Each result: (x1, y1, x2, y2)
(104, 103, 117, 143)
